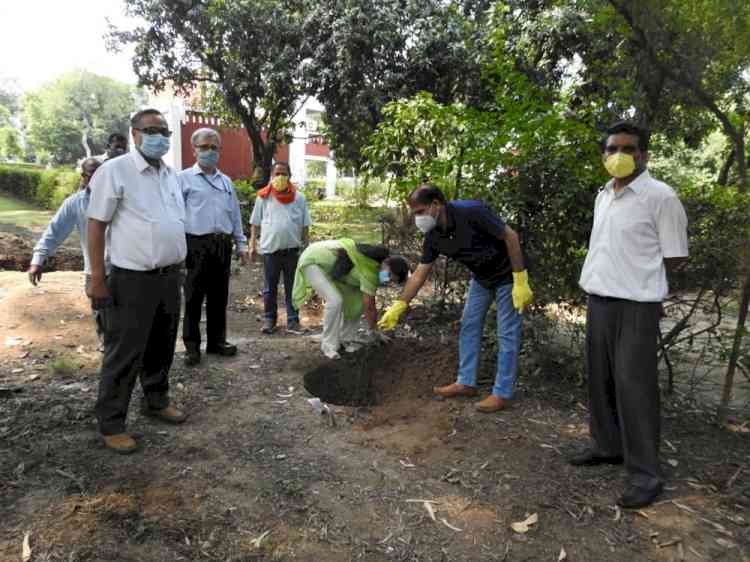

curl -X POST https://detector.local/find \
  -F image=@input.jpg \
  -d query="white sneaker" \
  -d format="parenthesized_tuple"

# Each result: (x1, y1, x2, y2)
(322, 348, 341, 360)
(343, 342, 363, 353)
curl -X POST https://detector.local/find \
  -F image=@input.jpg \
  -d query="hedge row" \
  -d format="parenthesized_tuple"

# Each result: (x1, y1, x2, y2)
(0, 164, 80, 209)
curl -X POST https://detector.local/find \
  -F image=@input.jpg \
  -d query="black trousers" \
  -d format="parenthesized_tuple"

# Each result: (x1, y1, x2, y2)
(96, 266, 181, 435)
(183, 234, 232, 352)
(586, 295, 663, 490)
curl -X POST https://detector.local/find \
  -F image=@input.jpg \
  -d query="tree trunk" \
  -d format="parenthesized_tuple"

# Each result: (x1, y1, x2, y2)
(81, 114, 93, 158)
(732, 132, 748, 193)
(718, 267, 750, 424)
(717, 148, 735, 186)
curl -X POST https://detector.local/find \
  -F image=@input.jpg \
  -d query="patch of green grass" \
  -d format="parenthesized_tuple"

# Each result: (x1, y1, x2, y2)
(0, 194, 55, 230)
(309, 201, 385, 244)
(48, 356, 79, 376)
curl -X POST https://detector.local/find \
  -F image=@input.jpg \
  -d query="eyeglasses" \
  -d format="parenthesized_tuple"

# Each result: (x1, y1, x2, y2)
(134, 127, 172, 137)
(604, 144, 638, 154)
(195, 144, 220, 151)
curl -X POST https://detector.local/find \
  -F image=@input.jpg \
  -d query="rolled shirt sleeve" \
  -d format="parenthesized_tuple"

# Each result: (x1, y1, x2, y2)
(249, 198, 263, 226)
(87, 164, 121, 222)
(227, 179, 248, 254)
(31, 195, 80, 266)
(657, 194, 688, 258)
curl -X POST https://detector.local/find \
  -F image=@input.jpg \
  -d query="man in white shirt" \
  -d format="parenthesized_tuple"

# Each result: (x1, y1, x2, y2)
(179, 127, 249, 366)
(572, 121, 688, 509)
(250, 162, 312, 334)
(86, 108, 188, 454)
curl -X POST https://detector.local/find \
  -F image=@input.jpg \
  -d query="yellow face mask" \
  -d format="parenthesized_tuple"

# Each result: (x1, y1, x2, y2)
(271, 175, 289, 191)
(604, 152, 636, 179)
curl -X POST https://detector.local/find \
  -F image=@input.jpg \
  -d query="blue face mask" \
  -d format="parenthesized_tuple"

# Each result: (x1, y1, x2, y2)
(197, 149, 220, 168)
(139, 133, 170, 160)
(378, 270, 391, 285)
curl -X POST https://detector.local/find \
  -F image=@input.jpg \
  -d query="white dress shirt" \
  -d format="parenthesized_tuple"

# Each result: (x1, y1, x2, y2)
(579, 170, 688, 302)
(87, 150, 187, 271)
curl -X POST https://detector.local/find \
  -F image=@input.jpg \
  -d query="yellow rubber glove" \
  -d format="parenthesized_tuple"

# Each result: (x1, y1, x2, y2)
(377, 300, 408, 331)
(511, 270, 534, 313)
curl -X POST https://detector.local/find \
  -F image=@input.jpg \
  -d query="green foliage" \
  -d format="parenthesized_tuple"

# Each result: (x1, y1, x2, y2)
(301, 179, 326, 202)
(0, 126, 22, 160)
(22, 71, 141, 164)
(47, 356, 78, 376)
(110, 0, 315, 177)
(233, 179, 258, 227)
(0, 164, 79, 209)
(306, 0, 492, 171)
(309, 201, 383, 244)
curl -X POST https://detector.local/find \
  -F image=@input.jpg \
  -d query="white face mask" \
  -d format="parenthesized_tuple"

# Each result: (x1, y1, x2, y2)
(415, 213, 437, 234)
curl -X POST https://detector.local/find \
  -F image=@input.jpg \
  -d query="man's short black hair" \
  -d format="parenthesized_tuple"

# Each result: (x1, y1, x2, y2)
(408, 184, 447, 206)
(107, 132, 127, 144)
(130, 108, 164, 129)
(386, 255, 410, 285)
(603, 121, 650, 152)
(273, 161, 292, 176)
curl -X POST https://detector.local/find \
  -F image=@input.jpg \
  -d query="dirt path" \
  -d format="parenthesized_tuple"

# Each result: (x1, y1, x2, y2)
(1, 266, 748, 561)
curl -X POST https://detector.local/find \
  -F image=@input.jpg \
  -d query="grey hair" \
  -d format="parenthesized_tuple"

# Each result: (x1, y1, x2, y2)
(191, 127, 221, 146)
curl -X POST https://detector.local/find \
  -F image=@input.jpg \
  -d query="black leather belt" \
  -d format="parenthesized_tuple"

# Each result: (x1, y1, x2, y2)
(112, 262, 184, 275)
(187, 233, 232, 241)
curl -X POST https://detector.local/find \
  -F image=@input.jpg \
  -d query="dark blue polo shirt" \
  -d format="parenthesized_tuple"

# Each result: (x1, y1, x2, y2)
(420, 200, 512, 288)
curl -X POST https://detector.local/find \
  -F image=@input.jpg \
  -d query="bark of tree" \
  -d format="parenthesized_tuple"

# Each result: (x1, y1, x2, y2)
(718, 267, 750, 424)
(718, 148, 735, 186)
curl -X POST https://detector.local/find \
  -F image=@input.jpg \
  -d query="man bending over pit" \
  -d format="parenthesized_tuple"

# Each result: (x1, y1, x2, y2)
(378, 185, 533, 413)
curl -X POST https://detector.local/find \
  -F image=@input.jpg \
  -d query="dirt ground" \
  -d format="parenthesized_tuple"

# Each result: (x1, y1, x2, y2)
(1, 261, 749, 562)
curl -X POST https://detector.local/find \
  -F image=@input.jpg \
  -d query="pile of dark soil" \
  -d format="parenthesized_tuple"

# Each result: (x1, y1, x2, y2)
(0, 233, 82, 271)
(303, 338, 456, 406)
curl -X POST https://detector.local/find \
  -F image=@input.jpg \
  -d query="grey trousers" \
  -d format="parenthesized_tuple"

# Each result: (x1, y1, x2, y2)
(96, 267, 181, 435)
(586, 295, 663, 490)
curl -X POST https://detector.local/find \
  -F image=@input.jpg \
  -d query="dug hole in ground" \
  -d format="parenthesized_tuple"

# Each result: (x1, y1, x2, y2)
(0, 258, 748, 561)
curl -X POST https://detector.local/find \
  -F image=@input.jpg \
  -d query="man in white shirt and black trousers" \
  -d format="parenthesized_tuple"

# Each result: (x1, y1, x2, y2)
(86, 108, 188, 454)
(572, 121, 688, 508)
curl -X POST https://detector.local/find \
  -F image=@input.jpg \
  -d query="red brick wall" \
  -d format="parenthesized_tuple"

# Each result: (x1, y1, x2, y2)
(181, 112, 289, 181)
(305, 134, 330, 158)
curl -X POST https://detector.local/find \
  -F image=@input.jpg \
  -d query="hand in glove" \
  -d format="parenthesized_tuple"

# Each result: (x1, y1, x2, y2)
(511, 270, 534, 313)
(377, 300, 408, 331)
(372, 330, 392, 344)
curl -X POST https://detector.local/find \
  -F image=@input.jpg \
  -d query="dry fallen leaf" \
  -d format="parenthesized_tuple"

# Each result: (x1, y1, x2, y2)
(440, 518, 462, 532)
(22, 531, 31, 562)
(423, 501, 437, 522)
(558, 546, 567, 561)
(250, 530, 271, 548)
(511, 513, 538, 534)
(667, 458, 679, 467)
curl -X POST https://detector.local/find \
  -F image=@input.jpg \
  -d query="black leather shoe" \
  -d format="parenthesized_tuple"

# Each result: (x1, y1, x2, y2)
(617, 484, 662, 509)
(184, 350, 201, 366)
(569, 449, 624, 467)
(206, 342, 237, 356)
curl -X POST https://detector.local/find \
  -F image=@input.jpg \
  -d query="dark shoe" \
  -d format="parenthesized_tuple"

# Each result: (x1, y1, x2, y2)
(184, 350, 201, 366)
(286, 319, 303, 334)
(261, 320, 276, 335)
(433, 383, 478, 398)
(617, 484, 663, 509)
(206, 342, 237, 356)
(144, 405, 187, 424)
(569, 449, 624, 467)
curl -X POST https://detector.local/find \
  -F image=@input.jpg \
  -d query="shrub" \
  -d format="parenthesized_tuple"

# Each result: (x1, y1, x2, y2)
(301, 179, 326, 202)
(233, 179, 258, 227)
(0, 164, 79, 209)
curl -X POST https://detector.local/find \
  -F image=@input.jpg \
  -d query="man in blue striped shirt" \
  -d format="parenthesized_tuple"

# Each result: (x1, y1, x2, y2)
(27, 157, 105, 344)
(179, 127, 249, 366)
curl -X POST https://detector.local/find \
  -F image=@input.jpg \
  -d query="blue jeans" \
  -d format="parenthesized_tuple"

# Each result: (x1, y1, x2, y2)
(262, 249, 300, 324)
(457, 279, 522, 398)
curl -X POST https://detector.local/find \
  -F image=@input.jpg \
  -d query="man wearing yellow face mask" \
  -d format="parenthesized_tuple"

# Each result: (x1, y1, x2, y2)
(573, 121, 688, 509)
(250, 162, 312, 334)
